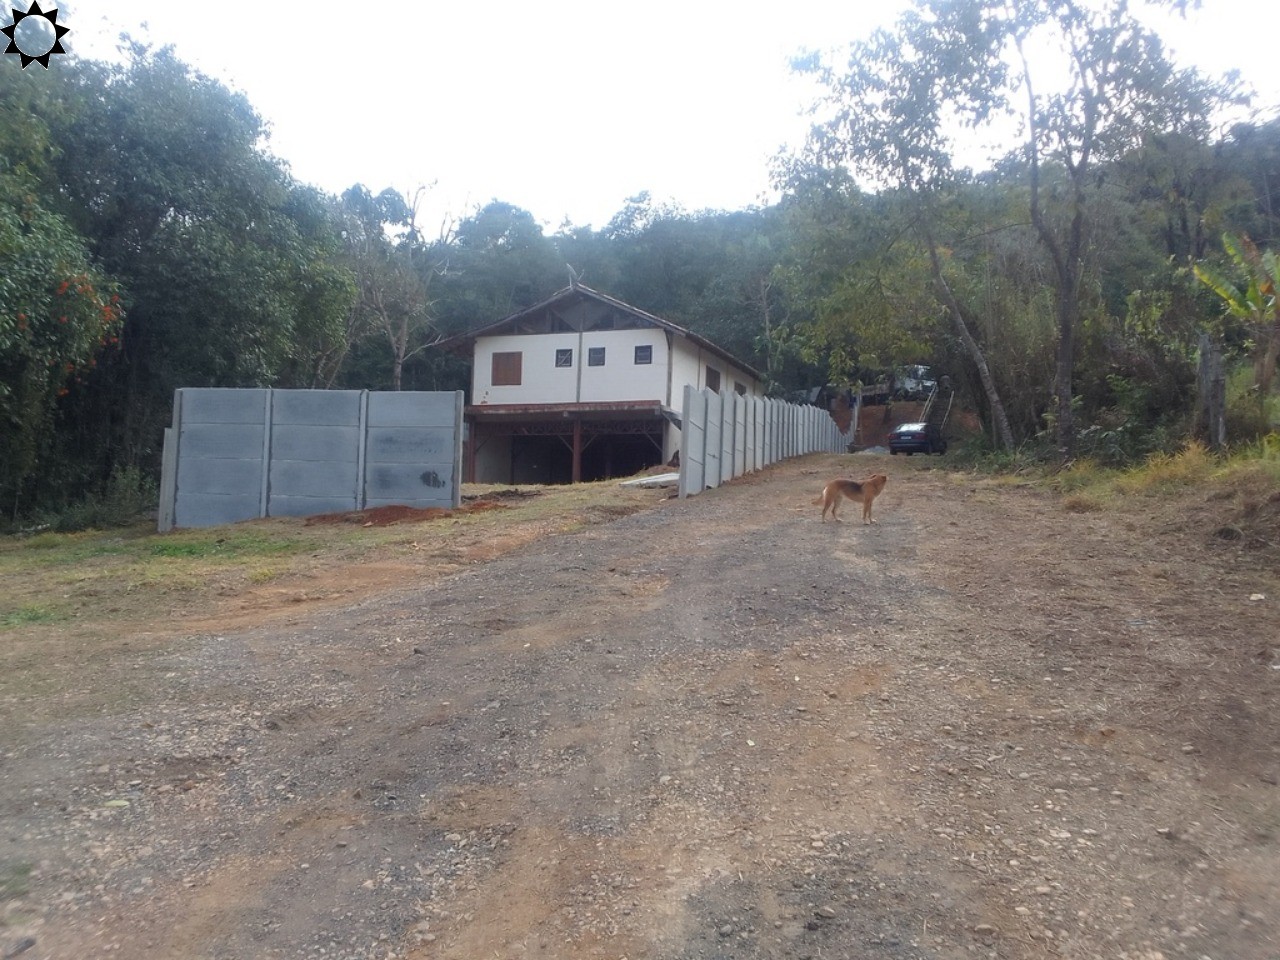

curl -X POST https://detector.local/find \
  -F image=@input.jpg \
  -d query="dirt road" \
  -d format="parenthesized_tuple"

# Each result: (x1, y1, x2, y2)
(2, 453, 1278, 959)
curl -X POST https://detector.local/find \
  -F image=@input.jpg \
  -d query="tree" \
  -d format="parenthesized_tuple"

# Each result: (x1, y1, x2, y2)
(794, 0, 1227, 454)
(1003, 0, 1225, 454)
(273, 185, 359, 389)
(770, 171, 924, 383)
(0, 169, 122, 518)
(340, 185, 452, 391)
(791, 12, 1017, 448)
(1195, 233, 1280, 401)
(437, 201, 563, 334)
(0, 60, 124, 515)
(39, 45, 354, 501)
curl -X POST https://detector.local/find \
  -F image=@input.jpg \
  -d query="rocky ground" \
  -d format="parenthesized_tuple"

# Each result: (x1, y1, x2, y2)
(1, 452, 1277, 960)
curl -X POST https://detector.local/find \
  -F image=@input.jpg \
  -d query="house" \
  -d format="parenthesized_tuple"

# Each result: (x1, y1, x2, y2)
(439, 283, 764, 484)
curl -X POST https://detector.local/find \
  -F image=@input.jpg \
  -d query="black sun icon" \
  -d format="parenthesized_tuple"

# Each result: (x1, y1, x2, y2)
(2, 1, 70, 69)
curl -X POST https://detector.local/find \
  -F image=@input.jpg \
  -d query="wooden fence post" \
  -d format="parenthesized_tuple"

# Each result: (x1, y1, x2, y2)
(1198, 334, 1226, 451)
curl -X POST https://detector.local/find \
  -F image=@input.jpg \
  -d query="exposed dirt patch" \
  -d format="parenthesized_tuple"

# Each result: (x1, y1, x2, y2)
(2, 454, 1278, 960)
(305, 490, 537, 527)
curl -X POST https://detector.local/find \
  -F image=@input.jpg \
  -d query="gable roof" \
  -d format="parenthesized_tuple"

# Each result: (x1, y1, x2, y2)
(436, 283, 763, 381)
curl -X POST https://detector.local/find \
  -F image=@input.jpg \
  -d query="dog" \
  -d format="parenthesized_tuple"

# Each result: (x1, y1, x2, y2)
(813, 473, 887, 524)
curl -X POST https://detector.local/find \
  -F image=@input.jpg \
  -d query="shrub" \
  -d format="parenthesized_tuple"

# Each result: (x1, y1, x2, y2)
(1223, 366, 1274, 442)
(32, 466, 157, 533)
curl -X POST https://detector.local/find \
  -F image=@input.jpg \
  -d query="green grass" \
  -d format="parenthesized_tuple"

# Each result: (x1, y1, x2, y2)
(0, 521, 326, 633)
(0, 861, 31, 900)
(0, 606, 62, 628)
(8, 529, 142, 565)
(148, 531, 309, 559)
(0, 481, 667, 639)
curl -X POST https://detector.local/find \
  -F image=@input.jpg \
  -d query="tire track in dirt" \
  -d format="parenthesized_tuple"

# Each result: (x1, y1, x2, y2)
(5, 455, 1278, 960)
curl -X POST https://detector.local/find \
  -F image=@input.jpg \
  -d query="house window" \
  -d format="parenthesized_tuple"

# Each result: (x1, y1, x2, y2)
(705, 366, 721, 393)
(588, 347, 606, 367)
(634, 345, 653, 365)
(555, 348, 573, 368)
(492, 351, 522, 386)
(734, 381, 747, 396)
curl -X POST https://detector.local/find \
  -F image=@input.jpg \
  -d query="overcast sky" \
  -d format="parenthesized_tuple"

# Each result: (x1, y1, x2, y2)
(49, 0, 1280, 231)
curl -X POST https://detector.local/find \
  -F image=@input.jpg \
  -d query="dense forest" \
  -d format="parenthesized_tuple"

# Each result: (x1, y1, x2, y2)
(2, 1, 1279, 526)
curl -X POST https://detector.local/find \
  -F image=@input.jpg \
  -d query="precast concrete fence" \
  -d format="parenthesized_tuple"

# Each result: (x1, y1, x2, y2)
(677, 386, 851, 499)
(158, 388, 463, 531)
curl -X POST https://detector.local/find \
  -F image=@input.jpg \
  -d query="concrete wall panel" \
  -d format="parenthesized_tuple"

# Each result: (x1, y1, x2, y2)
(180, 388, 270, 424)
(678, 389, 851, 498)
(164, 388, 462, 529)
(273, 389, 362, 425)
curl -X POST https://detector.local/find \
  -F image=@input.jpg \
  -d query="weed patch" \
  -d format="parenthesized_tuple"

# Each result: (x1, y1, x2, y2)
(149, 532, 307, 560)
(0, 861, 31, 899)
(1115, 442, 1216, 494)
(0, 606, 61, 628)
(1062, 494, 1104, 513)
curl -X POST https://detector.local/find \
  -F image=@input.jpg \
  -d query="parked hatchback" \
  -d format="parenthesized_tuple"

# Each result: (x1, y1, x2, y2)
(888, 422, 947, 455)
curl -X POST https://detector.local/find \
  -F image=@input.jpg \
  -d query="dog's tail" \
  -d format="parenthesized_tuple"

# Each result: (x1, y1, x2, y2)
(812, 493, 824, 505)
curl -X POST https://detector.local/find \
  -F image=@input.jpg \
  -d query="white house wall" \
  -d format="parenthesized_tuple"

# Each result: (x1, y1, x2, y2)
(473, 331, 671, 405)
(580, 329, 669, 403)
(670, 338, 702, 402)
(669, 338, 761, 399)
(473, 333, 579, 405)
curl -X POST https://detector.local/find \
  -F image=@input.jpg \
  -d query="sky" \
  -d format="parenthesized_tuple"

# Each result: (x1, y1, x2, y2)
(36, 0, 1280, 232)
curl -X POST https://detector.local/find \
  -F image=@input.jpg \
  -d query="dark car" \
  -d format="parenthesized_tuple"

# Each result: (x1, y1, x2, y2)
(888, 421, 947, 455)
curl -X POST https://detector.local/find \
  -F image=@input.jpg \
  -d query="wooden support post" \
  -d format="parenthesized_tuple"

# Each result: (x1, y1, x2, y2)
(464, 427, 477, 484)
(572, 418, 582, 483)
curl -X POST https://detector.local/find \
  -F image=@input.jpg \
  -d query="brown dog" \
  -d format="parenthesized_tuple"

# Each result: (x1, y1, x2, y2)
(813, 473, 887, 524)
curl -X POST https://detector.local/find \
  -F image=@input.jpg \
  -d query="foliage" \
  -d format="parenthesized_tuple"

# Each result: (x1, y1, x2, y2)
(1223, 365, 1278, 441)
(2, 27, 1280, 521)
(0, 168, 123, 518)
(772, 177, 930, 383)
(1195, 233, 1280, 402)
(336, 184, 454, 390)
(25, 466, 156, 534)
(2, 46, 354, 518)
(791, 0, 1228, 454)
(790, 8, 1019, 448)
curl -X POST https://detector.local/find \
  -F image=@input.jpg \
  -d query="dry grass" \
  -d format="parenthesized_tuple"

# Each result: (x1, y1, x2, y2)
(1033, 438, 1280, 555)
(1114, 441, 1217, 494)
(0, 480, 666, 640)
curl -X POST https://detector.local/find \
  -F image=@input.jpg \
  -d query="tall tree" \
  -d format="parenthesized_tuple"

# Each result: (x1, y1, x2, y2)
(1, 61, 124, 514)
(438, 200, 562, 333)
(792, 13, 1017, 448)
(0, 168, 122, 517)
(340, 185, 452, 391)
(795, 0, 1227, 453)
(1004, 0, 1224, 453)
(40, 46, 354, 496)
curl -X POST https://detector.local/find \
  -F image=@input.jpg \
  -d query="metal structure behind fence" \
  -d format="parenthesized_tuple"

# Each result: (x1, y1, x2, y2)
(677, 387, 851, 498)
(158, 388, 463, 531)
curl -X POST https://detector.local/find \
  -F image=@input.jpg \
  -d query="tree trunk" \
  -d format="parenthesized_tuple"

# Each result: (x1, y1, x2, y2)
(1257, 313, 1280, 402)
(1198, 334, 1226, 451)
(925, 230, 1015, 450)
(389, 314, 408, 391)
(1052, 275, 1079, 458)
(758, 277, 775, 382)
(1015, 33, 1088, 460)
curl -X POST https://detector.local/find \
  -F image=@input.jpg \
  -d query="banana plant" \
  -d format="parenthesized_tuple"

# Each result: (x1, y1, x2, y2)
(1194, 234, 1280, 399)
